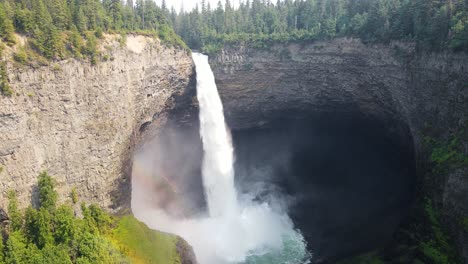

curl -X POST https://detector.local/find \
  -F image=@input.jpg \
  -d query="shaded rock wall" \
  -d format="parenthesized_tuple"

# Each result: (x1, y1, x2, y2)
(210, 38, 468, 261)
(0, 36, 195, 212)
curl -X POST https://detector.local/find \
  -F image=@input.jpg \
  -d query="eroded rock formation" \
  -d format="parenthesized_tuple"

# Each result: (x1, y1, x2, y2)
(0, 35, 195, 212)
(210, 38, 467, 262)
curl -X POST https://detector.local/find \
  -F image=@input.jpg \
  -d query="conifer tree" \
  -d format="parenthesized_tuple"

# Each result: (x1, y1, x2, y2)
(7, 190, 23, 232)
(0, 3, 16, 45)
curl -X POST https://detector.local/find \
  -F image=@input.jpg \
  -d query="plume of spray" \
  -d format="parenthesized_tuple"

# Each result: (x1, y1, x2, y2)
(132, 53, 310, 263)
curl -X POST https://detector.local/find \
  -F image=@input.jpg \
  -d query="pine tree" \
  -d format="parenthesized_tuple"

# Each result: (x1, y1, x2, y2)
(38, 172, 58, 211)
(68, 25, 83, 56)
(108, 0, 123, 30)
(0, 2, 16, 45)
(4, 231, 28, 264)
(32, 0, 53, 31)
(7, 190, 23, 232)
(14, 4, 35, 34)
(47, 0, 71, 30)
(75, 6, 87, 32)
(450, 12, 468, 50)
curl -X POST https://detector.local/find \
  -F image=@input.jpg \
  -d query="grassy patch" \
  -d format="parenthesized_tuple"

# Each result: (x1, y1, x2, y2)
(110, 215, 181, 264)
(13, 46, 29, 64)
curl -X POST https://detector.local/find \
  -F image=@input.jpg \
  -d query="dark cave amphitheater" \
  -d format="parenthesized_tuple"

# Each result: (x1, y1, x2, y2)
(231, 108, 417, 262)
(149, 103, 417, 262)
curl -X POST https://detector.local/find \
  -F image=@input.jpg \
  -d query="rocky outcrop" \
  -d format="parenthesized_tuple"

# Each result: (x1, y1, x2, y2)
(177, 237, 198, 264)
(210, 38, 467, 262)
(211, 39, 466, 135)
(0, 35, 195, 212)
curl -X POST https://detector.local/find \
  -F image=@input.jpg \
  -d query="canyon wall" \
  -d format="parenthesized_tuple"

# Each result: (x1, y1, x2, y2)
(0, 35, 195, 212)
(210, 38, 467, 261)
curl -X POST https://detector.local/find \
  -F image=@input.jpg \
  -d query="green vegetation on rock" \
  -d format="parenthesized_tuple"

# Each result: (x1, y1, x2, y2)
(417, 198, 458, 264)
(424, 131, 468, 175)
(0, 61, 12, 96)
(0, 171, 182, 264)
(0, 0, 187, 64)
(0, 2, 15, 46)
(111, 215, 181, 264)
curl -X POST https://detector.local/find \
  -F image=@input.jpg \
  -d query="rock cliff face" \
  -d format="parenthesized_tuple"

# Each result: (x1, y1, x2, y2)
(210, 38, 467, 262)
(0, 35, 195, 212)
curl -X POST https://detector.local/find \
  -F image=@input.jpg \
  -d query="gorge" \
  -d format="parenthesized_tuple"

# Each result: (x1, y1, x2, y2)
(132, 38, 467, 263)
(1, 36, 467, 263)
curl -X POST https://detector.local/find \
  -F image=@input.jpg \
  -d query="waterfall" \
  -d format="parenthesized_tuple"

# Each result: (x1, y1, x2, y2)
(193, 53, 238, 217)
(131, 52, 310, 264)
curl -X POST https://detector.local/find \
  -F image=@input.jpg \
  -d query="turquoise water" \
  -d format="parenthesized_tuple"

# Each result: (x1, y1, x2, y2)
(245, 232, 312, 264)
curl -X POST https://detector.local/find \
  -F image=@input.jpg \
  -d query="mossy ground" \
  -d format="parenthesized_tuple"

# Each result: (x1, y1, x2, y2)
(110, 215, 181, 264)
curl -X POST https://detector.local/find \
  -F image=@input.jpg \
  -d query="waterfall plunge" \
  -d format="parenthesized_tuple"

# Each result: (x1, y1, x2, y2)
(194, 53, 238, 218)
(132, 53, 310, 264)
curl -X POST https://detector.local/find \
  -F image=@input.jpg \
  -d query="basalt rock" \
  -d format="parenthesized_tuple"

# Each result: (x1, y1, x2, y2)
(209, 38, 467, 262)
(0, 35, 195, 213)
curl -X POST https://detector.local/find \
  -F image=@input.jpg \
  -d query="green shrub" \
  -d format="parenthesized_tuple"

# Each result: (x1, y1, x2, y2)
(7, 190, 23, 231)
(13, 47, 29, 64)
(24, 207, 54, 249)
(76, 233, 128, 264)
(90, 55, 97, 65)
(68, 26, 84, 57)
(0, 3, 16, 46)
(95, 28, 103, 39)
(31, 25, 66, 59)
(119, 33, 127, 47)
(0, 61, 13, 96)
(420, 241, 450, 264)
(71, 187, 78, 204)
(417, 199, 459, 264)
(1, 171, 182, 263)
(4, 231, 29, 263)
(53, 205, 77, 244)
(38, 171, 58, 211)
(0, 42, 5, 57)
(425, 133, 468, 168)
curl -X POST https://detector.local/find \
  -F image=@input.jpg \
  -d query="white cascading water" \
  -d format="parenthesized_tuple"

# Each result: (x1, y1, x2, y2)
(195, 52, 238, 218)
(132, 53, 310, 264)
